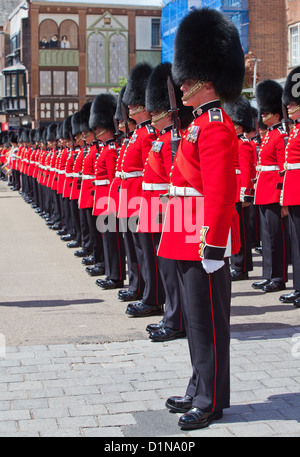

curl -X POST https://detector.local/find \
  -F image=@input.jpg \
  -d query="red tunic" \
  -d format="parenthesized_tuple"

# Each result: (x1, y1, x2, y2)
(78, 144, 97, 209)
(70, 148, 84, 200)
(235, 135, 255, 203)
(137, 126, 174, 233)
(56, 148, 67, 194)
(92, 139, 118, 216)
(63, 150, 75, 198)
(281, 120, 300, 206)
(118, 121, 157, 218)
(254, 123, 287, 205)
(158, 103, 239, 261)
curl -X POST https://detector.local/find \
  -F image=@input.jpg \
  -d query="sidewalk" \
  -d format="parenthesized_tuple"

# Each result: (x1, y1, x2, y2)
(0, 180, 299, 437)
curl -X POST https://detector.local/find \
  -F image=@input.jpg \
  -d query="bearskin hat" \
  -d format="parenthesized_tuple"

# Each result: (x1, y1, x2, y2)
(255, 80, 283, 118)
(34, 127, 45, 144)
(29, 129, 36, 145)
(145, 62, 193, 130)
(172, 8, 245, 102)
(71, 111, 81, 137)
(80, 101, 92, 132)
(115, 86, 129, 122)
(21, 129, 30, 144)
(17, 128, 24, 143)
(9, 131, 18, 144)
(41, 128, 48, 145)
(89, 93, 117, 132)
(223, 96, 253, 132)
(62, 115, 73, 140)
(282, 67, 300, 106)
(56, 123, 63, 142)
(123, 63, 153, 107)
(46, 123, 57, 142)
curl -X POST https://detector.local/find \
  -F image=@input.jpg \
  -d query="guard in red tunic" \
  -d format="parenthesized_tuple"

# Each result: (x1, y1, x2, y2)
(138, 62, 193, 341)
(88, 93, 126, 289)
(110, 87, 143, 302)
(252, 80, 289, 292)
(223, 96, 255, 281)
(121, 63, 165, 318)
(279, 67, 300, 308)
(158, 8, 244, 430)
(244, 107, 262, 252)
(77, 102, 105, 276)
(70, 103, 93, 259)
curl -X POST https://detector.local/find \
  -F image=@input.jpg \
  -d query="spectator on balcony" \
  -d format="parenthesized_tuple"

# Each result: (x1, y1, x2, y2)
(60, 35, 70, 49)
(39, 37, 49, 48)
(49, 34, 59, 48)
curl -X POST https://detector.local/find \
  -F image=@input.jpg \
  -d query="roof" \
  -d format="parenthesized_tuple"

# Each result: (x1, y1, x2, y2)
(32, 0, 162, 7)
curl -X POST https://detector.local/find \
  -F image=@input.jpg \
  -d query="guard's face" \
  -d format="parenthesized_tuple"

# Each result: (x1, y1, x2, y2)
(287, 102, 300, 121)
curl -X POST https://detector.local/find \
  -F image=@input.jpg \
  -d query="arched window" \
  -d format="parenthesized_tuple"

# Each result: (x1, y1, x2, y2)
(88, 33, 106, 84)
(39, 19, 59, 49)
(59, 20, 78, 49)
(109, 33, 127, 84)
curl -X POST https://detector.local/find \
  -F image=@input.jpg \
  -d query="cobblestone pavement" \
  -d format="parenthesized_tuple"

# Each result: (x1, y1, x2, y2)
(0, 181, 300, 437)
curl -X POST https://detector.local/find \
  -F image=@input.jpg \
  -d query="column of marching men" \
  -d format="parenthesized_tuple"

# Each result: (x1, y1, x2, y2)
(1, 60, 300, 346)
(1, 8, 300, 431)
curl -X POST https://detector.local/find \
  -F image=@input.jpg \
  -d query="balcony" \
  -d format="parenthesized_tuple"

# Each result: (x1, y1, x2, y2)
(39, 49, 79, 67)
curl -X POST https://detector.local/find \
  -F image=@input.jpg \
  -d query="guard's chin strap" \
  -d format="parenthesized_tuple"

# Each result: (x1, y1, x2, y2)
(182, 80, 205, 102)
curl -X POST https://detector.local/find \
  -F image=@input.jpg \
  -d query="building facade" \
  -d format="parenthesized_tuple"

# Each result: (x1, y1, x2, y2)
(0, 0, 162, 129)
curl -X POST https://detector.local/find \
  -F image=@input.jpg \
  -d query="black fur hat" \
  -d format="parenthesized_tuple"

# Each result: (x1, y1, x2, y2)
(115, 86, 129, 121)
(17, 128, 24, 143)
(34, 127, 45, 143)
(21, 129, 30, 143)
(29, 129, 36, 145)
(89, 93, 117, 131)
(172, 8, 245, 102)
(80, 101, 92, 132)
(42, 128, 48, 145)
(62, 115, 73, 140)
(56, 123, 63, 142)
(282, 67, 300, 106)
(123, 63, 153, 107)
(46, 123, 57, 142)
(9, 131, 18, 144)
(255, 80, 283, 118)
(72, 111, 81, 136)
(145, 62, 193, 130)
(223, 96, 253, 132)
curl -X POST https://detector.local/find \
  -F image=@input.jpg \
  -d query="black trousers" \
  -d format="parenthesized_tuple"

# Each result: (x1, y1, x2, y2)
(154, 232, 184, 331)
(85, 207, 104, 266)
(231, 203, 253, 273)
(100, 214, 126, 281)
(249, 202, 261, 248)
(119, 217, 144, 295)
(288, 205, 300, 291)
(78, 207, 91, 252)
(259, 203, 289, 283)
(177, 258, 231, 413)
(132, 231, 165, 307)
(69, 199, 82, 244)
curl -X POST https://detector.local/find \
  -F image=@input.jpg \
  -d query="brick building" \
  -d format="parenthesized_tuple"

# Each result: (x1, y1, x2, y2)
(0, 0, 162, 129)
(248, 0, 287, 81)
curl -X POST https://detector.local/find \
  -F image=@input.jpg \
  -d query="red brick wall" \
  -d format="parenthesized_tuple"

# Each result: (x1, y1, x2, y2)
(248, 0, 287, 81)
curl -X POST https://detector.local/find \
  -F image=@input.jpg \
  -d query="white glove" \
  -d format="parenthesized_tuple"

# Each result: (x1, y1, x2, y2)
(202, 259, 224, 274)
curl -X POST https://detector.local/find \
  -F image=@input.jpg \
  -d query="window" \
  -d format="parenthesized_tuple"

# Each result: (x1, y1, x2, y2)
(88, 33, 106, 84)
(151, 19, 161, 47)
(290, 24, 300, 67)
(39, 70, 78, 96)
(40, 71, 52, 96)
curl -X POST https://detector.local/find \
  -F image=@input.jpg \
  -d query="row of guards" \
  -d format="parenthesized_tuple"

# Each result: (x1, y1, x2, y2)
(1, 7, 299, 431)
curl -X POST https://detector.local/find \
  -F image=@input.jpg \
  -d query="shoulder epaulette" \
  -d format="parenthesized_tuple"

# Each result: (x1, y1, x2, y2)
(146, 124, 156, 135)
(208, 108, 223, 123)
(277, 125, 287, 135)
